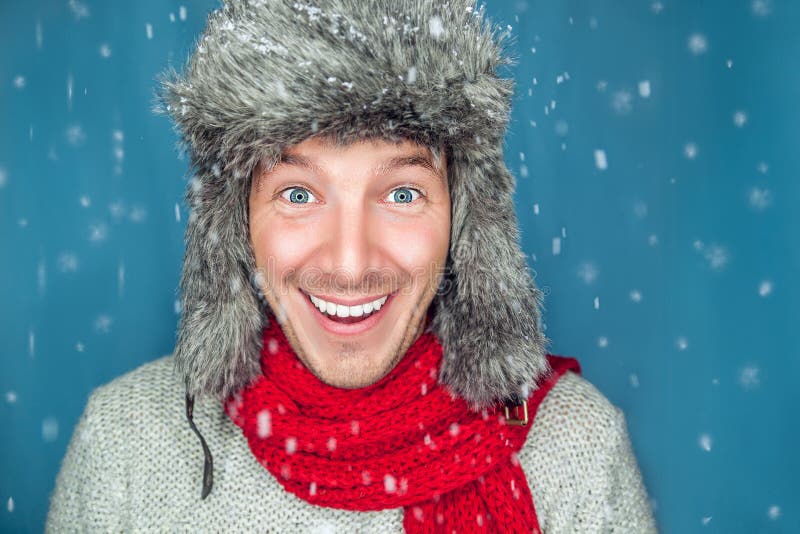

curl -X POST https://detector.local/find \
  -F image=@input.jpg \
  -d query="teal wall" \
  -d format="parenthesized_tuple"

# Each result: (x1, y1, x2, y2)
(1, 1, 797, 532)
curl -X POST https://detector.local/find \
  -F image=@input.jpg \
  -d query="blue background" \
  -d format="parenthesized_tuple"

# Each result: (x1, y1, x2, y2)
(1, 1, 797, 532)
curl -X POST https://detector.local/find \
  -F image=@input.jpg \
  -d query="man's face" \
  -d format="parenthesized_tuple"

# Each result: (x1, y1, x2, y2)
(249, 136, 450, 389)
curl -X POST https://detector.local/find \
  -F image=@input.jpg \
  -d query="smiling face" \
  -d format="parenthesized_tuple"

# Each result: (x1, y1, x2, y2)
(248, 135, 450, 389)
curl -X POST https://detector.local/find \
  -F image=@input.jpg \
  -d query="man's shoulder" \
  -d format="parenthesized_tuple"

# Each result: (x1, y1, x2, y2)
(84, 353, 185, 429)
(94, 353, 179, 396)
(522, 366, 625, 464)
(543, 368, 622, 424)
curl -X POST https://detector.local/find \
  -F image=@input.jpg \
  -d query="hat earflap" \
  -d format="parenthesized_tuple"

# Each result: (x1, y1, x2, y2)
(431, 145, 552, 411)
(174, 163, 265, 403)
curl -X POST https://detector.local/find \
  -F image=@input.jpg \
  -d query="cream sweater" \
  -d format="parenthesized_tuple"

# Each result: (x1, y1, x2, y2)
(45, 355, 658, 533)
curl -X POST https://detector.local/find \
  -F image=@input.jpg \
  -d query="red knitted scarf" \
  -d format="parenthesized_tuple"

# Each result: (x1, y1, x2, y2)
(224, 318, 580, 533)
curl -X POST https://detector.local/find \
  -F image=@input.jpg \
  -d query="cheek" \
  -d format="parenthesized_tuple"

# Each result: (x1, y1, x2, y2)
(379, 213, 450, 273)
(249, 206, 315, 284)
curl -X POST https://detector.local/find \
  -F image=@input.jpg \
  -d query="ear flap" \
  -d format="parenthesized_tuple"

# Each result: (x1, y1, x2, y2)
(431, 145, 552, 411)
(173, 163, 266, 402)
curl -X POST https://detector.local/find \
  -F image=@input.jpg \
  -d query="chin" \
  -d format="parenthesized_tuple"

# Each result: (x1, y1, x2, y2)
(305, 348, 395, 390)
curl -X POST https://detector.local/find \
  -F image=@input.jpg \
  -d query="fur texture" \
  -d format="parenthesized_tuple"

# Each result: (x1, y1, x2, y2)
(153, 0, 552, 411)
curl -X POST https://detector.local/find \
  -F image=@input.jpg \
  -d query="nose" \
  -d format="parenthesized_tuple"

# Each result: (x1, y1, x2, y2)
(324, 201, 377, 292)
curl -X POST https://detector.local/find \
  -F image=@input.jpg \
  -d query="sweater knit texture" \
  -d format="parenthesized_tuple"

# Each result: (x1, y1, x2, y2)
(46, 354, 658, 533)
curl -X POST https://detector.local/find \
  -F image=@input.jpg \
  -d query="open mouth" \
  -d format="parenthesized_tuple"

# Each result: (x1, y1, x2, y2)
(300, 288, 397, 335)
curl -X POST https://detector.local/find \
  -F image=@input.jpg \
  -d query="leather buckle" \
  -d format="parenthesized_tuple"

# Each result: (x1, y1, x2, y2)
(504, 400, 529, 426)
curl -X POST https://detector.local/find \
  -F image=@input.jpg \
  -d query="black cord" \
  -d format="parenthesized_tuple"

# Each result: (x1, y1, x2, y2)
(185, 388, 214, 499)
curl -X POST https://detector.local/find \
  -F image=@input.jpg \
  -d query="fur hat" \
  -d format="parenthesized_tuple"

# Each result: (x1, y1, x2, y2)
(154, 0, 552, 414)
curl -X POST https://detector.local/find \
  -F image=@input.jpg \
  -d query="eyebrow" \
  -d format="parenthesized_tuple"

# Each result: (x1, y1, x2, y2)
(273, 151, 444, 183)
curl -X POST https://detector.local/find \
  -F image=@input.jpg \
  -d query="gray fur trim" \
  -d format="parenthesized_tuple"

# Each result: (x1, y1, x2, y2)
(153, 0, 552, 410)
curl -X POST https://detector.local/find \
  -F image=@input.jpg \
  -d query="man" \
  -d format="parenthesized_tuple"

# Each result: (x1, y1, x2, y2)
(46, 1, 658, 532)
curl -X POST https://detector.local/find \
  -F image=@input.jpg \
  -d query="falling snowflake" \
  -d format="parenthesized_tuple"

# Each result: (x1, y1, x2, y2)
(99, 43, 112, 58)
(732, 110, 748, 127)
(748, 187, 772, 211)
(145, 23, 153, 40)
(687, 33, 708, 55)
(384, 474, 397, 493)
(428, 16, 443, 38)
(551, 236, 561, 255)
(638, 80, 651, 98)
(129, 205, 147, 223)
(593, 149, 608, 170)
(758, 280, 773, 297)
(767, 505, 781, 520)
(58, 252, 79, 273)
(94, 314, 113, 333)
(633, 200, 648, 218)
(406, 66, 417, 84)
(629, 374, 640, 388)
(577, 261, 598, 284)
(738, 365, 761, 390)
(88, 222, 108, 243)
(68, 0, 90, 20)
(684, 142, 698, 159)
(676, 336, 689, 351)
(610, 90, 633, 114)
(255, 409, 272, 438)
(285, 437, 298, 454)
(412, 506, 424, 522)
(42, 417, 59, 442)
(698, 433, 712, 452)
(752, 0, 773, 17)
(13, 75, 26, 89)
(65, 124, 86, 146)
(703, 244, 729, 271)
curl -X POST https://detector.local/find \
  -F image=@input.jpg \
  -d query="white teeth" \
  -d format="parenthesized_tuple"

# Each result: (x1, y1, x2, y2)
(308, 293, 389, 318)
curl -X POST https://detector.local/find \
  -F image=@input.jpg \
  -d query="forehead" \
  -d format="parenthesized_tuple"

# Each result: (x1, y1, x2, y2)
(255, 135, 445, 182)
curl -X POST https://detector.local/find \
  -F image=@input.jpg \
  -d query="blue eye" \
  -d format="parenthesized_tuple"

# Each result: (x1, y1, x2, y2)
(385, 187, 421, 204)
(280, 187, 317, 204)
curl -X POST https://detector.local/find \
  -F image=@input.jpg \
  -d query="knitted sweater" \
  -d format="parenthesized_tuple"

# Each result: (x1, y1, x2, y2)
(45, 355, 658, 533)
